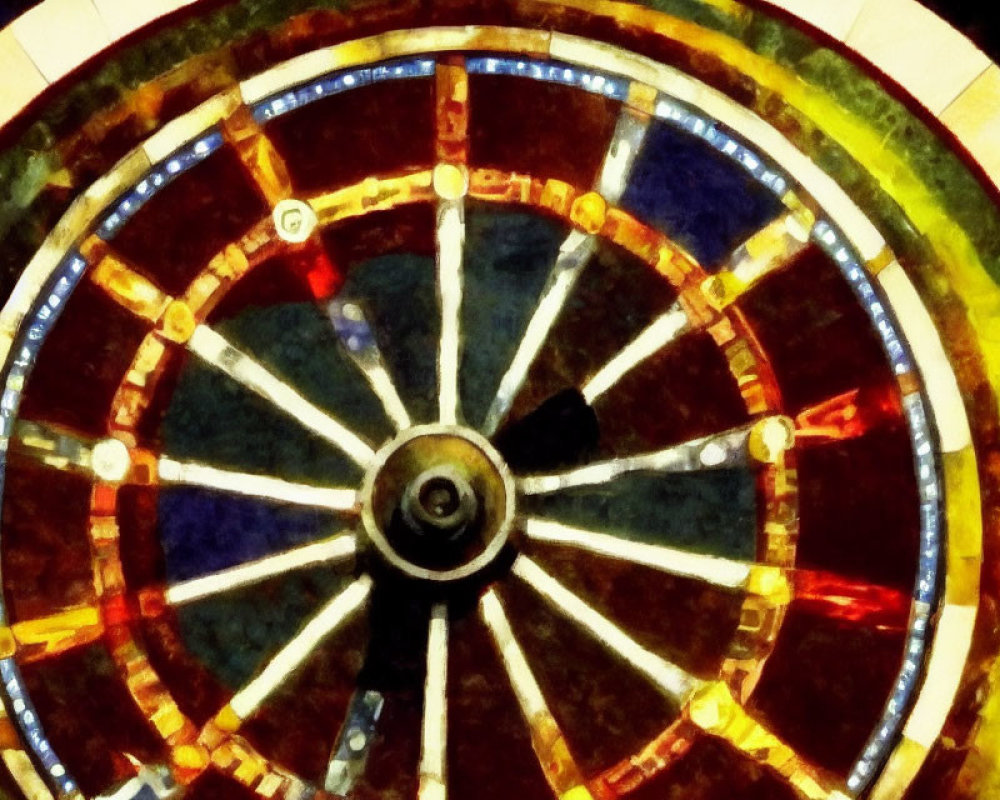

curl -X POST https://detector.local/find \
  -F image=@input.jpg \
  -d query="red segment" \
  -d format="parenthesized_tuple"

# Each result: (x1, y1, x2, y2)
(286, 242, 344, 301)
(795, 385, 904, 443)
(18, 280, 153, 439)
(792, 570, 910, 631)
(101, 593, 133, 628)
(739, 244, 900, 416)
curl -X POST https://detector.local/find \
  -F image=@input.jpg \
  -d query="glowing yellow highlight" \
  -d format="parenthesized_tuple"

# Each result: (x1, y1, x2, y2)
(89, 252, 171, 323)
(688, 681, 845, 799)
(5, 606, 103, 661)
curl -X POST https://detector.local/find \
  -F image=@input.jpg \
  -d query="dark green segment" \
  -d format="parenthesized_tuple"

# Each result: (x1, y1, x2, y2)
(459, 205, 570, 428)
(175, 568, 349, 689)
(339, 252, 440, 425)
(522, 469, 757, 560)
(160, 303, 373, 688)
(162, 303, 391, 484)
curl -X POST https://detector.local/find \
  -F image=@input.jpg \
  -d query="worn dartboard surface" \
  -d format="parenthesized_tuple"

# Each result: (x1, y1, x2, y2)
(0, 3, 997, 800)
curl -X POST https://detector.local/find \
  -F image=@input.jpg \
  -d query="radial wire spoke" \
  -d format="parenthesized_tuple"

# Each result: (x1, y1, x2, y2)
(581, 302, 690, 405)
(187, 324, 375, 467)
(435, 195, 466, 425)
(209, 575, 372, 734)
(418, 603, 449, 800)
(512, 556, 701, 702)
(517, 416, 793, 495)
(479, 589, 590, 799)
(480, 106, 651, 437)
(580, 209, 812, 405)
(434, 58, 470, 426)
(10, 421, 361, 513)
(480, 231, 596, 437)
(164, 533, 357, 606)
(157, 457, 358, 511)
(262, 181, 414, 434)
(329, 298, 413, 430)
(523, 517, 752, 589)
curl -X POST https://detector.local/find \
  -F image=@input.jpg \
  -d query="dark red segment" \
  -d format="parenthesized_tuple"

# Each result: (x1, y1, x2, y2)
(206, 253, 321, 325)
(749, 607, 906, 776)
(18, 279, 152, 438)
(264, 79, 436, 194)
(796, 425, 921, 591)
(131, 349, 191, 452)
(184, 770, 262, 800)
(138, 611, 231, 727)
(738, 244, 902, 417)
(112, 147, 269, 296)
(530, 544, 744, 680)
(500, 576, 679, 776)
(240, 615, 367, 783)
(1, 464, 95, 621)
(510, 239, 677, 430)
(321, 203, 437, 265)
(597, 330, 750, 455)
(20, 645, 166, 798)
(448, 612, 554, 800)
(469, 74, 621, 188)
(117, 485, 167, 590)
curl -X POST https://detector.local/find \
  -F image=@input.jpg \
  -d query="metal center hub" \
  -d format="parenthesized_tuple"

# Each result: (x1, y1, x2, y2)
(360, 425, 516, 582)
(400, 467, 478, 542)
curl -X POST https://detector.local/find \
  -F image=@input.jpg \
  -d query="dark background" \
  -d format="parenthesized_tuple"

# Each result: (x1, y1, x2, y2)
(0, 1, 997, 71)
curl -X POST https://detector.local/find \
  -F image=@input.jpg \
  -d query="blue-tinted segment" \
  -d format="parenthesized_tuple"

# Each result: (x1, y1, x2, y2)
(523, 470, 757, 561)
(654, 96, 791, 198)
(620, 120, 783, 267)
(157, 488, 334, 583)
(218, 303, 394, 444)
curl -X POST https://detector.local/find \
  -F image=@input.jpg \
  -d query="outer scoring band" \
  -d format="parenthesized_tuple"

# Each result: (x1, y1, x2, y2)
(0, 31, 958, 800)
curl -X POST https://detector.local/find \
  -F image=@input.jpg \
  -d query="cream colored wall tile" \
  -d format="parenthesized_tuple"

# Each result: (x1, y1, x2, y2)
(845, 0, 990, 115)
(0, 28, 48, 129)
(940, 64, 1000, 195)
(92, 0, 199, 40)
(11, 0, 112, 84)
(760, 0, 866, 41)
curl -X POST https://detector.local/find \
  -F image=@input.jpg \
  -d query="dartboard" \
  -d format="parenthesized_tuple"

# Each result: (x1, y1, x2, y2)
(0, 3, 996, 800)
